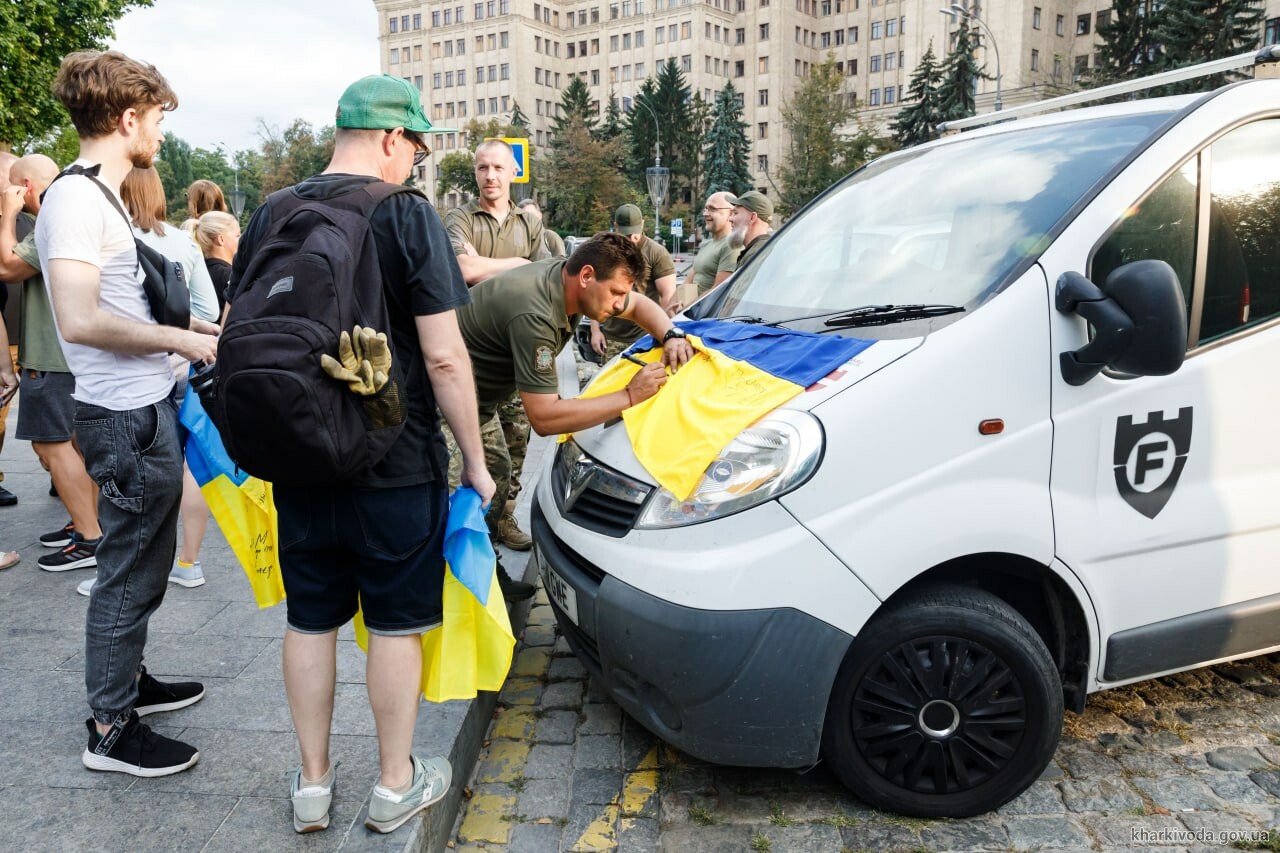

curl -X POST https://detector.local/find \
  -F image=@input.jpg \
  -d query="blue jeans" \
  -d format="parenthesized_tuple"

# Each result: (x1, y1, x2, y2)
(74, 398, 183, 724)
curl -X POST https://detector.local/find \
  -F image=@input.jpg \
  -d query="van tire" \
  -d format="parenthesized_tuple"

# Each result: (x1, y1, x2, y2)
(822, 584, 1063, 818)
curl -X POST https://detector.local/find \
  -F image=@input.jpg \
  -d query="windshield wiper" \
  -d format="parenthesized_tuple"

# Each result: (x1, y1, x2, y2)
(720, 314, 764, 324)
(823, 304, 965, 327)
(763, 304, 964, 328)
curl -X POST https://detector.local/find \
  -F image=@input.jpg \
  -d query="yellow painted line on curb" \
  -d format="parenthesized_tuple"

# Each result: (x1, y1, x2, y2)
(457, 790, 518, 844)
(570, 746, 661, 851)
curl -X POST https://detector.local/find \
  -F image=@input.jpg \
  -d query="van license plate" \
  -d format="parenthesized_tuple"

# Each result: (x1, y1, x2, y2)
(539, 557, 579, 626)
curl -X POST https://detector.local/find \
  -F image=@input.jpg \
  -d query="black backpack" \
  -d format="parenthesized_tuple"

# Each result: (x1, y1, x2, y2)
(208, 181, 416, 485)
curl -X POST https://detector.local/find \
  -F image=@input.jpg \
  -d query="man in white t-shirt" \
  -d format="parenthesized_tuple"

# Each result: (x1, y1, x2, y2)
(36, 50, 220, 779)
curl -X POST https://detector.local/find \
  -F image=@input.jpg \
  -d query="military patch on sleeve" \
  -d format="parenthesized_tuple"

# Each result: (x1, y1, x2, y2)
(534, 345, 555, 373)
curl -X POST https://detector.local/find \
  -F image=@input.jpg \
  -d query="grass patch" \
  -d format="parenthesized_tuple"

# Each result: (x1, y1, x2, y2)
(824, 812, 861, 828)
(507, 776, 527, 793)
(768, 801, 796, 827)
(1124, 805, 1147, 817)
(750, 832, 772, 852)
(499, 812, 530, 823)
(1232, 829, 1280, 851)
(688, 803, 719, 826)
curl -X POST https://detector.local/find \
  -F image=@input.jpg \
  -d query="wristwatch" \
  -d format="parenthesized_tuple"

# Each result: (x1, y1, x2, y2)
(662, 327, 687, 344)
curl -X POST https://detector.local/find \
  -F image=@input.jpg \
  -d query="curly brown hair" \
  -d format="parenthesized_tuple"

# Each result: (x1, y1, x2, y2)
(53, 51, 178, 139)
(566, 232, 645, 285)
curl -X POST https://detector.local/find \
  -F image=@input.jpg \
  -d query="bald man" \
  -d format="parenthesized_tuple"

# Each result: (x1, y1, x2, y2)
(679, 190, 741, 306)
(0, 151, 19, 506)
(0, 153, 104, 561)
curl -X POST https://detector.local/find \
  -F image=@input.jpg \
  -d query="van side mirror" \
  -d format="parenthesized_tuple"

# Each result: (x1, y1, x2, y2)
(1055, 260, 1188, 386)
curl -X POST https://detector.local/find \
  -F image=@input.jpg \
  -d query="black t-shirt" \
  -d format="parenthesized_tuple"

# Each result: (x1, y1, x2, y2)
(206, 257, 231, 313)
(228, 174, 470, 488)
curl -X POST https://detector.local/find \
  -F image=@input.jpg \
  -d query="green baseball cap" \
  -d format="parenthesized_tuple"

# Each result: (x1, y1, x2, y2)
(613, 203, 645, 235)
(728, 190, 774, 222)
(335, 74, 456, 133)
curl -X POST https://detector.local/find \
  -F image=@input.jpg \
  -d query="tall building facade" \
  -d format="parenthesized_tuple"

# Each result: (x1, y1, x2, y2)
(374, 0, 1280, 213)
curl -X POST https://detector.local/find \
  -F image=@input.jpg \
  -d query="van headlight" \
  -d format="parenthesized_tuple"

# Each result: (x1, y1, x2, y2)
(635, 409, 823, 529)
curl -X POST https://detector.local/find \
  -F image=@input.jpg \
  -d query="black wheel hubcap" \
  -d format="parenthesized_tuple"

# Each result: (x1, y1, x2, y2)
(850, 637, 1027, 795)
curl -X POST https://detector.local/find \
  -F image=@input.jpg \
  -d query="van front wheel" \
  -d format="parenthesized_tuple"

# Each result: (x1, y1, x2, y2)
(822, 585, 1063, 818)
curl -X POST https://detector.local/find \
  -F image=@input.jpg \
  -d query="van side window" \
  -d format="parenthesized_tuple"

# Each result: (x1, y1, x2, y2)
(1200, 119, 1280, 343)
(1092, 161, 1198, 324)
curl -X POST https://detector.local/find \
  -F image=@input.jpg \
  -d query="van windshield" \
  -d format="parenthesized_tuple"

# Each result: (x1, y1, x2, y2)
(715, 113, 1173, 336)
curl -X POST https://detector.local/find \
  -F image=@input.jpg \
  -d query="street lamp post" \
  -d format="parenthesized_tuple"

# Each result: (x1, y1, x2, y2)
(229, 166, 246, 222)
(634, 97, 670, 239)
(941, 4, 1002, 112)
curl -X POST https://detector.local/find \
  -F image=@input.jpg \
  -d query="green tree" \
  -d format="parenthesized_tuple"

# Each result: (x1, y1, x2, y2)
(509, 101, 530, 131)
(891, 43, 945, 148)
(258, 119, 334, 194)
(778, 54, 883, 214)
(544, 115, 639, 234)
(13, 122, 79, 165)
(1092, 0, 1162, 84)
(1152, 0, 1262, 92)
(554, 75, 596, 136)
(684, 91, 712, 207)
(595, 88, 625, 142)
(437, 150, 475, 201)
(1, 0, 154, 150)
(937, 22, 984, 121)
(627, 61, 696, 202)
(701, 82, 752, 195)
(157, 135, 195, 206)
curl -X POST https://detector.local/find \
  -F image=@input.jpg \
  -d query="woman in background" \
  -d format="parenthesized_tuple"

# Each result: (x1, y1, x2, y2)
(187, 178, 227, 220)
(193, 211, 240, 315)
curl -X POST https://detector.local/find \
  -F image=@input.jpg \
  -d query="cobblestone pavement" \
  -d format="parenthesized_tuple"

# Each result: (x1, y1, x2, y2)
(452, 598, 1280, 852)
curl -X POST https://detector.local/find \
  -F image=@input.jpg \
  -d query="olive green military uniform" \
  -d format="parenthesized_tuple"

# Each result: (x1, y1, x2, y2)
(598, 236, 675, 362)
(443, 200, 551, 504)
(691, 234, 740, 297)
(543, 229, 567, 259)
(736, 232, 772, 272)
(446, 258, 577, 535)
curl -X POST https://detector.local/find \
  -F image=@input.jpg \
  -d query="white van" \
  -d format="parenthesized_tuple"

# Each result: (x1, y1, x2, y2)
(532, 51, 1280, 817)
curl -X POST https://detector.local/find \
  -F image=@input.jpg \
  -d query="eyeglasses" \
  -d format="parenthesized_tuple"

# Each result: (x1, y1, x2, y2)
(388, 128, 431, 165)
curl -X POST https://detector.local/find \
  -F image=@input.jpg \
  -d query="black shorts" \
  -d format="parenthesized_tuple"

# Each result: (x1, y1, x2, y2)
(15, 369, 76, 442)
(274, 482, 449, 635)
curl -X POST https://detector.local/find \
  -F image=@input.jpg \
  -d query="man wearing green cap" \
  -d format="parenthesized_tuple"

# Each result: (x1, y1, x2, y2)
(589, 203, 677, 364)
(227, 74, 495, 838)
(729, 190, 775, 270)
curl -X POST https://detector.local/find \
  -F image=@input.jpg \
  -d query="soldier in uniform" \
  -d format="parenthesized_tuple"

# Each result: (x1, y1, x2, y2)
(729, 191, 774, 271)
(516, 198, 566, 259)
(443, 138, 549, 551)
(588, 204, 678, 365)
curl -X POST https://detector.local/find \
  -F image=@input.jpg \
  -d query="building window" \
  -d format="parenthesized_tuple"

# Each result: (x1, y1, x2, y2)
(1267, 17, 1280, 44)
(758, 121, 768, 138)
(656, 26, 665, 43)
(501, 63, 510, 79)
(884, 52, 895, 70)
(1096, 10, 1110, 28)
(402, 15, 411, 30)
(869, 88, 880, 105)
(884, 85, 894, 104)
(457, 38, 465, 54)
(681, 21, 691, 38)
(1076, 14, 1090, 35)
(758, 88, 768, 105)
(445, 70, 454, 86)
(568, 42, 576, 57)
(682, 54, 692, 72)
(849, 58, 857, 74)
(500, 30, 509, 47)
(1032, 6, 1041, 29)
(885, 17, 896, 36)
(610, 34, 619, 50)
(636, 61, 645, 76)
(445, 41, 453, 56)
(735, 60, 744, 76)
(637, 30, 645, 46)
(476, 35, 485, 51)
(391, 47, 400, 63)
(389, 16, 398, 33)
(415, 45, 423, 60)
(432, 71, 441, 88)
(591, 69, 600, 83)
(591, 37, 600, 53)
(848, 25, 858, 42)
(444, 8, 452, 25)
(820, 30, 830, 47)
(1053, 54, 1063, 77)
(758, 55, 769, 72)
(669, 23, 678, 40)
(870, 20, 881, 39)
(431, 10, 440, 26)
(757, 154, 768, 171)
(623, 32, 631, 48)
(1056, 13, 1065, 36)
(760, 22, 770, 38)
(476, 2, 484, 18)
(870, 55, 881, 72)
(1031, 48, 1040, 70)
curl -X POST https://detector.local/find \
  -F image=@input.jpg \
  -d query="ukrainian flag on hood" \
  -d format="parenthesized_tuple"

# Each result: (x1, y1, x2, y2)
(576, 320, 873, 501)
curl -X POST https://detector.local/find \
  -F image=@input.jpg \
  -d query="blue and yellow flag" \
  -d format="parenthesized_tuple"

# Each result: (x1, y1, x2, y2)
(578, 320, 873, 500)
(179, 390, 286, 609)
(354, 487, 515, 702)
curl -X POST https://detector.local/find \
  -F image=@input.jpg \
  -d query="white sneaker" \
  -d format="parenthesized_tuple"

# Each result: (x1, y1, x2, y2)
(290, 762, 337, 833)
(168, 561, 205, 588)
(77, 576, 96, 597)
(364, 755, 451, 834)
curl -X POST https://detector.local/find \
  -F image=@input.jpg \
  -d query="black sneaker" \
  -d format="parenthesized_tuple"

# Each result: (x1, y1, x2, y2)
(82, 711, 199, 777)
(39, 521, 75, 548)
(135, 665, 205, 716)
(0, 485, 16, 506)
(496, 563, 536, 602)
(37, 534, 98, 572)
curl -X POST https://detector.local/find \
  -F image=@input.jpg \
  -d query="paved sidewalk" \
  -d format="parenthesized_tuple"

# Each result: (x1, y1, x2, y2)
(0, 391, 546, 853)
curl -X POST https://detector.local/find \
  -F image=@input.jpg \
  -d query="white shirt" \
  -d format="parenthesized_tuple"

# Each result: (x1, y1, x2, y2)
(34, 162, 175, 410)
(135, 225, 220, 323)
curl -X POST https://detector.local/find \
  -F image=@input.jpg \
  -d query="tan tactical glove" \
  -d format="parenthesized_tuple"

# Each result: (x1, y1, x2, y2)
(321, 325, 392, 396)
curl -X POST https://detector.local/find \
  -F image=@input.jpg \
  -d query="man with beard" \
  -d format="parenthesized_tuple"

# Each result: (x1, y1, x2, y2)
(453, 232, 692, 525)
(680, 190, 740, 305)
(728, 191, 775, 270)
(37, 50, 219, 777)
(589, 204, 678, 364)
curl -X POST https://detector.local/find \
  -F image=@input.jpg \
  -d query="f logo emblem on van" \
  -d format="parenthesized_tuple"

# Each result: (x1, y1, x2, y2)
(1113, 407, 1193, 519)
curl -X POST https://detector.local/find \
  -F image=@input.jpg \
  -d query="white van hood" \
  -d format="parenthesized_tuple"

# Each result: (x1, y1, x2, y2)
(566, 336, 924, 484)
